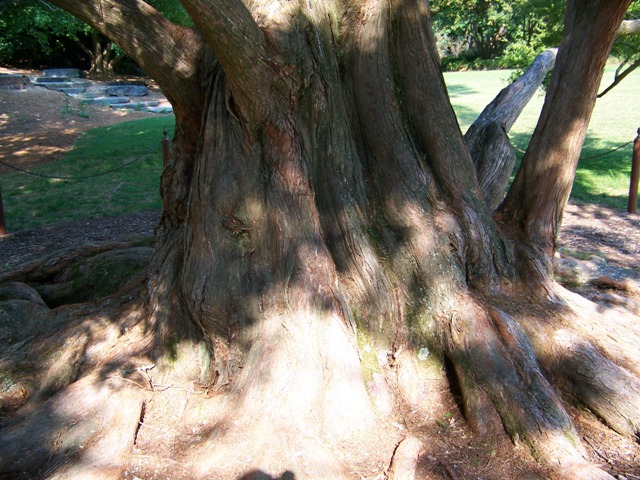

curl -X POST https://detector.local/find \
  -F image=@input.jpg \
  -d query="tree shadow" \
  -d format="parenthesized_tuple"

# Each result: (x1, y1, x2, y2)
(237, 470, 296, 480)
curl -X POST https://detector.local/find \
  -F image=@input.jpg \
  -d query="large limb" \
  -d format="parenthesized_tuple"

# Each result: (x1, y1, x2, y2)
(178, 0, 274, 122)
(466, 49, 557, 208)
(617, 18, 640, 36)
(389, 0, 516, 284)
(48, 0, 209, 119)
(498, 0, 632, 276)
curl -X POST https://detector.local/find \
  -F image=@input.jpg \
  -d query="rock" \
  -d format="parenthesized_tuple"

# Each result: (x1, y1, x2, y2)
(0, 74, 31, 90)
(71, 92, 102, 99)
(86, 96, 131, 105)
(105, 85, 149, 97)
(31, 78, 92, 93)
(143, 105, 174, 114)
(34, 76, 70, 83)
(110, 101, 160, 110)
(57, 87, 87, 95)
(42, 68, 81, 78)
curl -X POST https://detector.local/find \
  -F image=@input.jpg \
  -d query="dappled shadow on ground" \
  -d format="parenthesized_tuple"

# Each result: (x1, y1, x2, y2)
(0, 210, 160, 270)
(559, 203, 640, 273)
(0, 83, 166, 173)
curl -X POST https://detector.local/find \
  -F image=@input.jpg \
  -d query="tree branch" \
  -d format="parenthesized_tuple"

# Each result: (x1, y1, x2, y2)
(617, 18, 640, 36)
(466, 49, 557, 208)
(178, 0, 271, 121)
(598, 18, 640, 97)
(49, 0, 210, 116)
(598, 55, 640, 97)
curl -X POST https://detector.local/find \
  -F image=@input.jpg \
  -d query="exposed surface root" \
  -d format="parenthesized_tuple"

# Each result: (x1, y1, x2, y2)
(387, 436, 424, 480)
(0, 374, 144, 479)
(1, 242, 639, 479)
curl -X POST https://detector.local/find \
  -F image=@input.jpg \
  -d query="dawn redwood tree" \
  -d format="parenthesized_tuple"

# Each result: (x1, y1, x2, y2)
(1, 0, 639, 479)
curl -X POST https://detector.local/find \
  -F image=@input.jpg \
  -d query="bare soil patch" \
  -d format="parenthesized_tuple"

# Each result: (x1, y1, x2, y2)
(1, 70, 639, 479)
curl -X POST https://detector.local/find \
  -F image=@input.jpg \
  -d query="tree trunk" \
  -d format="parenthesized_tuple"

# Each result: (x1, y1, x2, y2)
(498, 0, 634, 278)
(2, 0, 639, 479)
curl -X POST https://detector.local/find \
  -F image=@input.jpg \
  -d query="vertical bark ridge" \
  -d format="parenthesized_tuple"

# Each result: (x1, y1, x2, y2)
(389, 0, 516, 284)
(347, 0, 468, 332)
(293, 9, 398, 337)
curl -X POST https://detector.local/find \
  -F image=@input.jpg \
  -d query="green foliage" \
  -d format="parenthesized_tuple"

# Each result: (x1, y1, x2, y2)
(0, 1, 88, 67)
(147, 0, 192, 26)
(434, 0, 564, 70)
(435, 0, 640, 79)
(500, 42, 538, 70)
(431, 0, 513, 60)
(0, 0, 192, 70)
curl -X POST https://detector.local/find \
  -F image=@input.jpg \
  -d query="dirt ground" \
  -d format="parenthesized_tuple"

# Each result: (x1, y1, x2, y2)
(1, 69, 639, 479)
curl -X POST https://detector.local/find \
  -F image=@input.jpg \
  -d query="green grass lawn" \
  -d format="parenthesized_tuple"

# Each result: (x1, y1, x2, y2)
(445, 65, 640, 210)
(1, 66, 637, 232)
(1, 116, 174, 231)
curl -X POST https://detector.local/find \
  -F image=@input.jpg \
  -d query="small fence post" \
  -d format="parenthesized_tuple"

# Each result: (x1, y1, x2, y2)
(0, 184, 6, 236)
(629, 128, 640, 214)
(161, 128, 170, 166)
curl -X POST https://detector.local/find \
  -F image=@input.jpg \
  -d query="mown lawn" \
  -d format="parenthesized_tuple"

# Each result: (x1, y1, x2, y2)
(445, 65, 640, 210)
(2, 116, 173, 231)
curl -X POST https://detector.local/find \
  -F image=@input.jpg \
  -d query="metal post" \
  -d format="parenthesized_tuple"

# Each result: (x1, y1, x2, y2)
(161, 128, 170, 166)
(0, 184, 6, 236)
(629, 128, 640, 214)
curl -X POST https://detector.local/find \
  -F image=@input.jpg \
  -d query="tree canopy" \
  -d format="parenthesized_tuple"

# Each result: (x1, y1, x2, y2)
(0, 0, 191, 72)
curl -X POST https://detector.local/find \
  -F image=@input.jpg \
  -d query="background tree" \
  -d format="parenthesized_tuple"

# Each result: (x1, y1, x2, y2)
(500, 0, 564, 68)
(0, 0, 88, 69)
(600, 1, 640, 96)
(0, 1, 638, 479)
(0, 0, 191, 74)
(431, 0, 513, 60)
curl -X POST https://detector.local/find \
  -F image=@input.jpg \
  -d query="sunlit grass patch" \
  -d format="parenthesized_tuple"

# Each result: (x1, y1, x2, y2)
(1, 116, 174, 231)
(445, 66, 639, 211)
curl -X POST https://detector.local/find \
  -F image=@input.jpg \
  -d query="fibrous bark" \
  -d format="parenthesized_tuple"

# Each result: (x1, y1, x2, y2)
(466, 48, 557, 209)
(1, 0, 639, 479)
